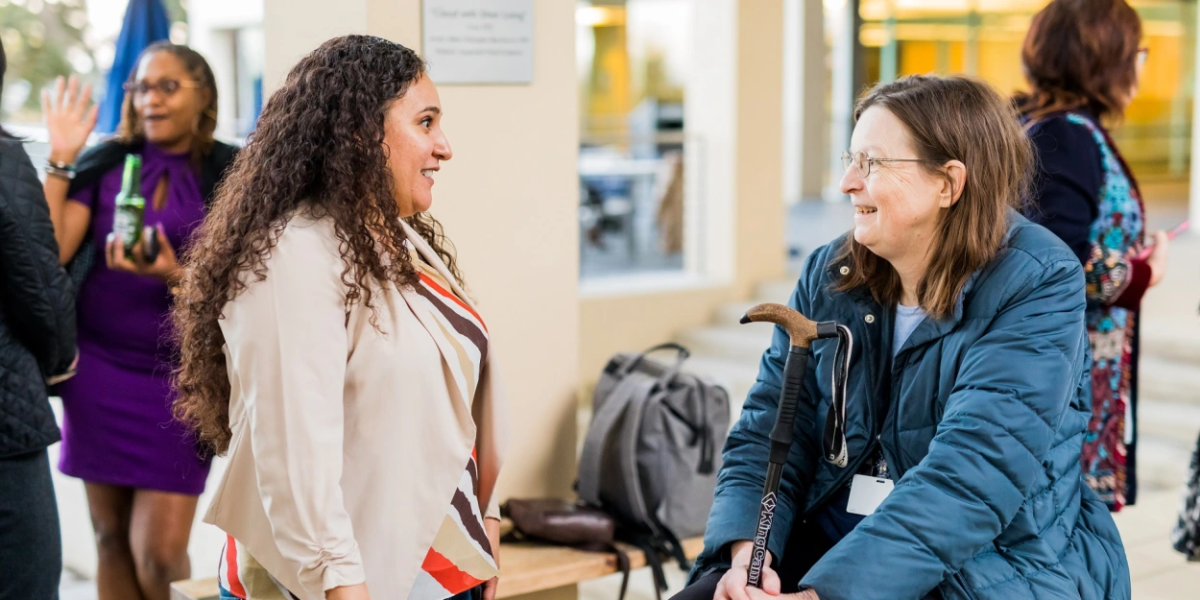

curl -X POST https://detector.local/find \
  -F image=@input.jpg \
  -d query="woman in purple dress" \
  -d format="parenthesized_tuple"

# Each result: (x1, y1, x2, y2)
(40, 43, 237, 600)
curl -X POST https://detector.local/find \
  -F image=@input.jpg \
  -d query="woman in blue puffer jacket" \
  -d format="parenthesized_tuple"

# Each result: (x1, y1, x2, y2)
(675, 75, 1130, 600)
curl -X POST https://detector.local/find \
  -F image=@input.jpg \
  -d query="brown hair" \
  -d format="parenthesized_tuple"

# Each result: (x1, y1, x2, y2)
(172, 35, 462, 454)
(1015, 0, 1142, 122)
(116, 41, 218, 164)
(834, 75, 1033, 318)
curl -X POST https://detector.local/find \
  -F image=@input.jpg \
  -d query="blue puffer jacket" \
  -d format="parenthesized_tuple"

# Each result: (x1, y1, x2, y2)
(694, 213, 1130, 600)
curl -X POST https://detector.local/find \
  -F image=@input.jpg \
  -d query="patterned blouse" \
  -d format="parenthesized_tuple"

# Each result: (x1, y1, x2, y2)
(1026, 110, 1149, 511)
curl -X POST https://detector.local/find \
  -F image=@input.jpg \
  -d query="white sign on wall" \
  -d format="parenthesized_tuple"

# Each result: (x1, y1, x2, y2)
(423, 0, 535, 84)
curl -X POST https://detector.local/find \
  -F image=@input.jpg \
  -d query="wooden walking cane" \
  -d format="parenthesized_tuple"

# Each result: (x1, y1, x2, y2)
(739, 303, 853, 588)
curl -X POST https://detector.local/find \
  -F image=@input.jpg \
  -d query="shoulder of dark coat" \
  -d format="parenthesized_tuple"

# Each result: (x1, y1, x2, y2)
(0, 137, 34, 171)
(972, 215, 1085, 311)
(800, 232, 852, 289)
(0, 139, 42, 203)
(0, 138, 23, 175)
(70, 138, 140, 196)
(1027, 114, 1104, 179)
(1028, 113, 1098, 149)
(208, 140, 240, 166)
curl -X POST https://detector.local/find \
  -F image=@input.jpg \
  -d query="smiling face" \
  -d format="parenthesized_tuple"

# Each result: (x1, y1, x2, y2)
(382, 75, 453, 217)
(132, 51, 208, 153)
(841, 106, 959, 266)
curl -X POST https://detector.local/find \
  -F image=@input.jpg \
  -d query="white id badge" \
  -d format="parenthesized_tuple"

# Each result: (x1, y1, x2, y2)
(846, 474, 895, 516)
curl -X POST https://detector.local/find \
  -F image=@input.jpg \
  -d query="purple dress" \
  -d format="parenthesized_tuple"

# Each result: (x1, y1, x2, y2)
(57, 143, 211, 495)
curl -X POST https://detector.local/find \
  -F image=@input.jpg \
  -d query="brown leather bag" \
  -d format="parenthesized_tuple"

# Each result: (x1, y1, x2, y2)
(502, 499, 634, 600)
(503, 499, 615, 545)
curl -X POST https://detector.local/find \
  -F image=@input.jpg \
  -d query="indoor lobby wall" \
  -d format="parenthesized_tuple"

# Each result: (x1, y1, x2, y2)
(262, 0, 581, 503)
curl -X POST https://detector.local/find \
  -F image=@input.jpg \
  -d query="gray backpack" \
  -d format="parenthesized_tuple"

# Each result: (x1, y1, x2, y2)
(578, 343, 730, 588)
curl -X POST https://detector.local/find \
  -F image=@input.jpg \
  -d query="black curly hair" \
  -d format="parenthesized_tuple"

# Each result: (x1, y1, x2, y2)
(172, 35, 462, 454)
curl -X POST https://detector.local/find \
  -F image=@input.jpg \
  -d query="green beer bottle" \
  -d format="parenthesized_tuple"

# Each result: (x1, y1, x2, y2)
(112, 154, 145, 260)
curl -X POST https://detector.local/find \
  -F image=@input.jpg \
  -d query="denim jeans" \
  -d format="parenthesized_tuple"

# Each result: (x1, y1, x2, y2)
(0, 449, 61, 600)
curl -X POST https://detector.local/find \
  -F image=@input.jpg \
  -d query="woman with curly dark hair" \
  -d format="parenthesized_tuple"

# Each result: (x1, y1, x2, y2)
(40, 41, 237, 599)
(172, 35, 509, 600)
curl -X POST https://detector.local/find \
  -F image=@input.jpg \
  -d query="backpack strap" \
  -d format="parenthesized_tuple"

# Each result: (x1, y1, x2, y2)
(578, 375, 653, 508)
(618, 343, 690, 378)
(693, 379, 715, 475)
(655, 522, 692, 572)
(615, 377, 667, 534)
(624, 530, 667, 600)
(583, 541, 632, 600)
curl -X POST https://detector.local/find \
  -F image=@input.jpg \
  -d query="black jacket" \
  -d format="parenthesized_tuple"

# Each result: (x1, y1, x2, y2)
(0, 138, 76, 457)
(69, 138, 240, 208)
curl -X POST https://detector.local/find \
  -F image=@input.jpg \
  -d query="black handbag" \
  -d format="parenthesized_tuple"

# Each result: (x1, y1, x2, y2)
(1172, 430, 1200, 561)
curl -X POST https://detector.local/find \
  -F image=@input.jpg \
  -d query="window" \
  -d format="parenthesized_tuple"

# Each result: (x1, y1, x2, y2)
(577, 0, 704, 282)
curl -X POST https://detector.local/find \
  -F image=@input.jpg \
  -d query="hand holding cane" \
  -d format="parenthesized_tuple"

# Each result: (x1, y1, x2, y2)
(739, 303, 851, 589)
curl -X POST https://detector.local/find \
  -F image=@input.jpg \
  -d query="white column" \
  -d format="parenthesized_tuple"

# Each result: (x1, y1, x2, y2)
(826, 0, 861, 202)
(783, 0, 828, 205)
(1191, 3, 1200, 229)
(685, 0, 738, 283)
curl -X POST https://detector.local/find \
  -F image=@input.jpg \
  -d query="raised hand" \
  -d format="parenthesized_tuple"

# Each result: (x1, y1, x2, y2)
(41, 75, 99, 165)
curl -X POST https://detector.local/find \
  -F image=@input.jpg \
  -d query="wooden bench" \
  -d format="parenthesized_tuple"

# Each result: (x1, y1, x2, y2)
(171, 537, 704, 600)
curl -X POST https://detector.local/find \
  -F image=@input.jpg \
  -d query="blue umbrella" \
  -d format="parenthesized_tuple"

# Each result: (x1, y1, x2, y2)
(96, 0, 171, 134)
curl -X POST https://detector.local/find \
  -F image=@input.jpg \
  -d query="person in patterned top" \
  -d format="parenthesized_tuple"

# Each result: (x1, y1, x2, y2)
(1016, 0, 1171, 512)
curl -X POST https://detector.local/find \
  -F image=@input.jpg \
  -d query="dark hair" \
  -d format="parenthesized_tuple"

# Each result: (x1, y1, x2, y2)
(173, 35, 462, 454)
(834, 75, 1033, 318)
(1015, 0, 1142, 122)
(0, 36, 14, 140)
(116, 41, 219, 164)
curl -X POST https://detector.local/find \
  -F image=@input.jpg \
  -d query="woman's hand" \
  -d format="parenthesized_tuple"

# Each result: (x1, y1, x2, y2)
(1145, 230, 1169, 287)
(41, 75, 99, 165)
(326, 583, 371, 600)
(105, 224, 181, 286)
(747, 589, 819, 600)
(483, 516, 502, 600)
(715, 540, 781, 600)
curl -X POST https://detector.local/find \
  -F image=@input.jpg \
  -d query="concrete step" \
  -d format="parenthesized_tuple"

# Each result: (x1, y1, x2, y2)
(674, 325, 773, 363)
(1141, 323, 1200, 365)
(1133, 434, 1194, 493)
(1138, 398, 1200, 448)
(1139, 355, 1200, 406)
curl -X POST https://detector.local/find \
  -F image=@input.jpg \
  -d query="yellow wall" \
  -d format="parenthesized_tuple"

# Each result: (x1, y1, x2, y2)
(578, 0, 786, 386)
(262, 0, 581, 504)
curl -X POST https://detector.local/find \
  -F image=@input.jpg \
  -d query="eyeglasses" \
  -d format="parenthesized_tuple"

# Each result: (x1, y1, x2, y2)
(841, 150, 925, 178)
(122, 79, 200, 98)
(1136, 47, 1149, 69)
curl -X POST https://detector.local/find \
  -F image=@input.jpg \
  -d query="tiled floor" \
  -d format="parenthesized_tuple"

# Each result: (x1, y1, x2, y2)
(58, 569, 94, 600)
(1113, 490, 1200, 599)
